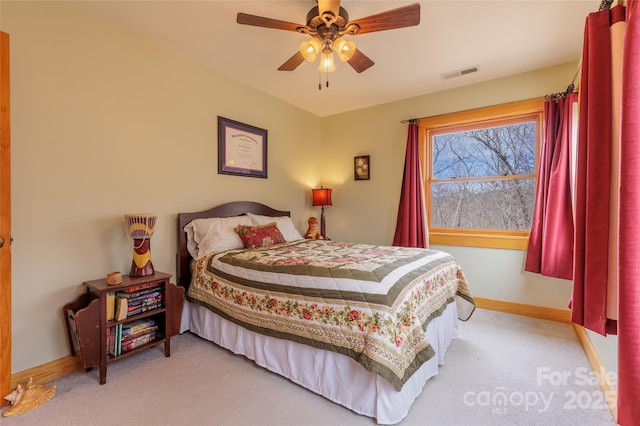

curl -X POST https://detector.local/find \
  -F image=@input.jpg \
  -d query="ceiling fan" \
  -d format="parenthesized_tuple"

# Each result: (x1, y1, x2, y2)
(237, 1, 421, 75)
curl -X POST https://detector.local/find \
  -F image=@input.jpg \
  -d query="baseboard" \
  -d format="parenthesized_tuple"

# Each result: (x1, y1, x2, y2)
(572, 324, 618, 422)
(473, 297, 571, 323)
(11, 355, 83, 389)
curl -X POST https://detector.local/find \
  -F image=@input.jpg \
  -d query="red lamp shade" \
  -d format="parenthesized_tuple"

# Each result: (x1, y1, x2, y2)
(312, 187, 333, 206)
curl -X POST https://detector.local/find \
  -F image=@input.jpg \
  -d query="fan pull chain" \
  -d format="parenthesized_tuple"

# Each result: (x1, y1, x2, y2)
(317, 69, 330, 90)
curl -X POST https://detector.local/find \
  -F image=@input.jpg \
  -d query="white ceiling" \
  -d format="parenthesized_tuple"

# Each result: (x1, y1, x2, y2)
(73, 1, 600, 117)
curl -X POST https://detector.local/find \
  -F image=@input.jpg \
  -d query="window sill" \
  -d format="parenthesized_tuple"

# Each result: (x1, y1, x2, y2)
(429, 232, 529, 250)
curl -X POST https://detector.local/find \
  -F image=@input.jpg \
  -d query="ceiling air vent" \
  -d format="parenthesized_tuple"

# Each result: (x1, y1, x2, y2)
(440, 65, 480, 80)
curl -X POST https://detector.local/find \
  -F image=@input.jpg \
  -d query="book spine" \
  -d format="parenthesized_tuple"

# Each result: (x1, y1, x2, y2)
(116, 287, 162, 300)
(127, 295, 162, 308)
(116, 324, 122, 356)
(126, 303, 162, 317)
(121, 331, 155, 347)
(108, 326, 116, 357)
(106, 327, 111, 356)
(126, 290, 162, 303)
(121, 319, 156, 336)
(120, 326, 158, 343)
(121, 333, 155, 353)
(122, 282, 161, 294)
(114, 297, 128, 321)
(121, 319, 154, 331)
(106, 291, 115, 321)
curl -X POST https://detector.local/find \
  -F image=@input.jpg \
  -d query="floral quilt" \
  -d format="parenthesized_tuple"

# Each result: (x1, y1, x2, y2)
(187, 239, 475, 390)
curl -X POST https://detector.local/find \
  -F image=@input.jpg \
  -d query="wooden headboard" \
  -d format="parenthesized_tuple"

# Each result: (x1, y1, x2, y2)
(176, 201, 290, 290)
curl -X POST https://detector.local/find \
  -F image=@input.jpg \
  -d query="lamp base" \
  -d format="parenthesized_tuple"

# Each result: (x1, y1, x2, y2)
(129, 238, 155, 277)
(130, 261, 154, 277)
(320, 206, 327, 239)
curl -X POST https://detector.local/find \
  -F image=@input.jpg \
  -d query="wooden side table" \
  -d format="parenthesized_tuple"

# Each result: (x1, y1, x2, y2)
(65, 272, 184, 384)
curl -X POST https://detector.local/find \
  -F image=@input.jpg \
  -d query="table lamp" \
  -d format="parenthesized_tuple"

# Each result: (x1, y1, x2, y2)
(312, 186, 332, 239)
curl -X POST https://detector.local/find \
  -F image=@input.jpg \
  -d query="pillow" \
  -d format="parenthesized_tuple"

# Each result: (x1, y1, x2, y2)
(235, 222, 286, 249)
(246, 213, 303, 241)
(184, 215, 253, 259)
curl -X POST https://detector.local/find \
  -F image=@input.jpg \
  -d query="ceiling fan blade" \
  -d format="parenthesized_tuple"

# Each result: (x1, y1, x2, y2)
(278, 51, 306, 71)
(347, 49, 375, 73)
(349, 3, 420, 35)
(237, 12, 308, 32)
(317, 0, 341, 18)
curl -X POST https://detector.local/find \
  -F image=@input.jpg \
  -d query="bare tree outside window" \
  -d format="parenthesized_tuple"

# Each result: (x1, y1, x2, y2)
(430, 121, 537, 231)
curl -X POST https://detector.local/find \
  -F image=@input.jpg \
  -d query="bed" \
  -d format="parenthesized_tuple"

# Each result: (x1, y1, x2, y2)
(177, 201, 475, 424)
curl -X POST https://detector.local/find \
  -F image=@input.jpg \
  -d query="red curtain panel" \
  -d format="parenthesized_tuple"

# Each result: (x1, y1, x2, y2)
(618, 1, 640, 424)
(571, 6, 619, 336)
(393, 121, 427, 248)
(525, 93, 577, 280)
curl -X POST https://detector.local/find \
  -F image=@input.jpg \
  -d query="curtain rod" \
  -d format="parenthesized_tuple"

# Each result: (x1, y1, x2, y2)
(548, 0, 620, 99)
(545, 59, 582, 100)
(399, 118, 418, 124)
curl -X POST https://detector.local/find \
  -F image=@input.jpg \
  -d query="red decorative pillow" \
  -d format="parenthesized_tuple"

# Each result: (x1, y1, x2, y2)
(235, 222, 286, 249)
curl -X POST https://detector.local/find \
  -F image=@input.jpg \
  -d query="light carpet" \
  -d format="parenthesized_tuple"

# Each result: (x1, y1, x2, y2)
(1, 309, 616, 425)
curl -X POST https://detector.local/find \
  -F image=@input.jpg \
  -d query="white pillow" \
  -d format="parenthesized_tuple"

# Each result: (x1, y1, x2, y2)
(247, 213, 303, 242)
(184, 215, 253, 259)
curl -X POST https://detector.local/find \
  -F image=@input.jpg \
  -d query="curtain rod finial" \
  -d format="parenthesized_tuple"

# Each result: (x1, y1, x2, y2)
(600, 0, 614, 10)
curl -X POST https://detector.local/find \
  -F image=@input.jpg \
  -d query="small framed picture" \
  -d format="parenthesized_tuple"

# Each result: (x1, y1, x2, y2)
(354, 155, 370, 180)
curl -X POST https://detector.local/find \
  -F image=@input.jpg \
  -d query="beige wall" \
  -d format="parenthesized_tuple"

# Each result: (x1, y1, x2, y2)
(3, 1, 616, 381)
(4, 2, 321, 372)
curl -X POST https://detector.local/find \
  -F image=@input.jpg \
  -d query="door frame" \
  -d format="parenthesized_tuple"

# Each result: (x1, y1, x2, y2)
(1, 30, 12, 405)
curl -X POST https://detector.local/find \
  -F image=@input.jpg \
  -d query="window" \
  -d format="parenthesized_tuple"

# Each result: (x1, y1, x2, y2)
(419, 99, 544, 249)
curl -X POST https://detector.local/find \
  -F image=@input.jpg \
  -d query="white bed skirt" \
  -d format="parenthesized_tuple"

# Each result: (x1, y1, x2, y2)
(180, 299, 459, 425)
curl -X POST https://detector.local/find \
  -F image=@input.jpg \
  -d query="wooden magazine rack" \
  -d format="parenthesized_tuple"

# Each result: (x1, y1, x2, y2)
(63, 293, 101, 369)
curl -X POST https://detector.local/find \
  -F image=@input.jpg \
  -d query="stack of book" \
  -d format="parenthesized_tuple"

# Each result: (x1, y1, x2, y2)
(113, 282, 163, 320)
(108, 318, 157, 356)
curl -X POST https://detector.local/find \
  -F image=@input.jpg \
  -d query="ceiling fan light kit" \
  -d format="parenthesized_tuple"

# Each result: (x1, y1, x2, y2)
(300, 38, 322, 62)
(318, 52, 336, 72)
(237, 1, 421, 88)
(333, 37, 356, 62)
